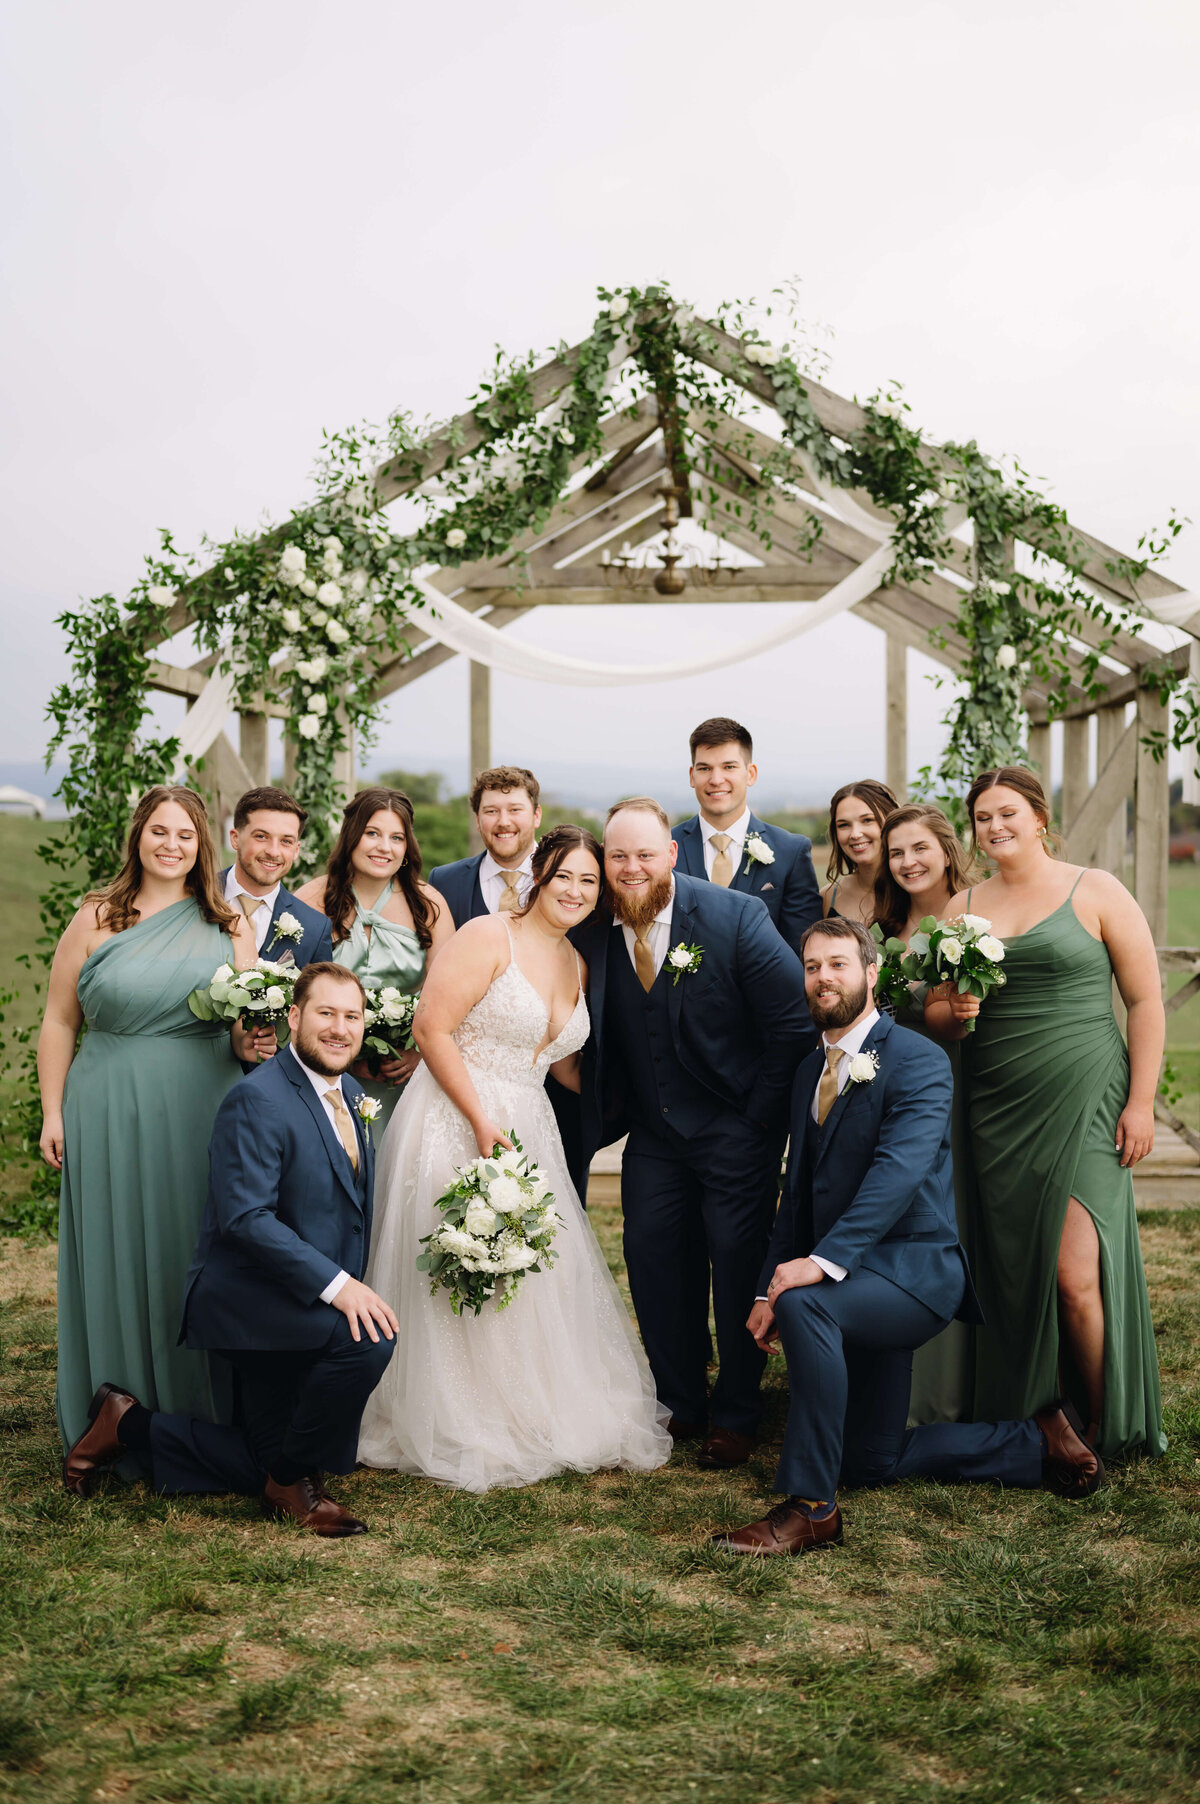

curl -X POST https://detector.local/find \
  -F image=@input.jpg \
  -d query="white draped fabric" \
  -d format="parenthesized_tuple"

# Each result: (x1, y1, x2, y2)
(172, 659, 238, 775)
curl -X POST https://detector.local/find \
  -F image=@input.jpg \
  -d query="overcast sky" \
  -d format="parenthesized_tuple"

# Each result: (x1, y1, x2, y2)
(3, 0, 1198, 808)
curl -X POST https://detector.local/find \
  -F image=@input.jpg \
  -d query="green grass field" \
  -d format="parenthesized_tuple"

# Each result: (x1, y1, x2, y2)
(0, 817, 1198, 1801)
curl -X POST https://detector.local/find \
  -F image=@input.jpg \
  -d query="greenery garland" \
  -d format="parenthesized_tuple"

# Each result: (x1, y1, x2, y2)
(1, 282, 1190, 1228)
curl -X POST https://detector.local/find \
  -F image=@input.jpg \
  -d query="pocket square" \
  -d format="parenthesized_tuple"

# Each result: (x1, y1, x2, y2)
(272, 949, 297, 967)
(760, 882, 775, 891)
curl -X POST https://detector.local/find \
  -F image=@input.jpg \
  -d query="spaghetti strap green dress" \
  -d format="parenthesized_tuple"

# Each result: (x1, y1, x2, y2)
(56, 898, 241, 1465)
(963, 882, 1165, 1459)
(332, 883, 427, 1134)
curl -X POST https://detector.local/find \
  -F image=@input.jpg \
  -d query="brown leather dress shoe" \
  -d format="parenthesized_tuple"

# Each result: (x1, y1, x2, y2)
(262, 1474, 368, 1537)
(63, 1383, 140, 1497)
(666, 1417, 706, 1439)
(711, 1499, 844, 1557)
(696, 1427, 756, 1469)
(1036, 1399, 1106, 1499)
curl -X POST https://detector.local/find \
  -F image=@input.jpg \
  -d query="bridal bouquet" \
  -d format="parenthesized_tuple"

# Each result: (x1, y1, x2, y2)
(417, 1136, 561, 1316)
(361, 985, 417, 1077)
(187, 958, 298, 1046)
(901, 913, 1006, 1032)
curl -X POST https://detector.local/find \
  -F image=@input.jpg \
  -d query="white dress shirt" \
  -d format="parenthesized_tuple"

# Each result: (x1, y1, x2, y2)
(479, 848, 535, 914)
(289, 1045, 354, 1304)
(225, 866, 281, 954)
(698, 808, 751, 880)
(616, 877, 675, 978)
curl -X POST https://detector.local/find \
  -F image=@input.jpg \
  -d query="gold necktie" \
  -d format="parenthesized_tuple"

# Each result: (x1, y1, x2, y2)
(816, 1046, 845, 1126)
(498, 871, 522, 912)
(238, 894, 265, 926)
(633, 925, 656, 994)
(710, 834, 733, 887)
(325, 1088, 360, 1172)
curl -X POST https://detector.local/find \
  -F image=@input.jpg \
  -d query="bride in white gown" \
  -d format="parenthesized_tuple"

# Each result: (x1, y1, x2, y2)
(358, 825, 670, 1491)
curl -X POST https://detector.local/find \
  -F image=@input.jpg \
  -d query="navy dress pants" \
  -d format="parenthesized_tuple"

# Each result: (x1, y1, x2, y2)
(773, 1271, 1042, 1502)
(621, 1113, 783, 1434)
(149, 1315, 394, 1495)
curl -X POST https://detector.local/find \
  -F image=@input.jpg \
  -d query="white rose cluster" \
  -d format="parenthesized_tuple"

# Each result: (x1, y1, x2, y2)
(316, 580, 343, 608)
(281, 607, 303, 635)
(278, 545, 307, 587)
(939, 937, 964, 966)
(326, 619, 350, 646)
(296, 656, 326, 682)
(743, 341, 781, 367)
(977, 935, 1005, 963)
(996, 644, 1018, 669)
(445, 527, 467, 550)
(146, 584, 175, 608)
(607, 294, 630, 321)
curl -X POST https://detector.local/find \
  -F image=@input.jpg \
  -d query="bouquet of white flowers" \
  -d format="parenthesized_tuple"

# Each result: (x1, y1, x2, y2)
(187, 959, 298, 1046)
(417, 1135, 561, 1316)
(868, 924, 916, 1015)
(361, 985, 417, 1077)
(901, 913, 1006, 1032)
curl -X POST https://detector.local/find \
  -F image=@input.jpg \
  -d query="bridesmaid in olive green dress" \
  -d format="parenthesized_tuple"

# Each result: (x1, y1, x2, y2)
(38, 786, 258, 1470)
(295, 786, 453, 1133)
(872, 804, 977, 1425)
(926, 767, 1165, 1462)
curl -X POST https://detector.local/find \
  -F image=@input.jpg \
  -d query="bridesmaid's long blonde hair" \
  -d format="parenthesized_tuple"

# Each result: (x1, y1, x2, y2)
(84, 786, 237, 935)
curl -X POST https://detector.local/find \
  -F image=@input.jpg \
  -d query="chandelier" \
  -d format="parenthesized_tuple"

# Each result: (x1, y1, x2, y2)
(598, 486, 738, 594)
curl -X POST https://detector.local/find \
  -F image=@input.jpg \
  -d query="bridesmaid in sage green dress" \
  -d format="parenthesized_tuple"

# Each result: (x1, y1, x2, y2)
(926, 767, 1165, 1462)
(38, 786, 258, 1470)
(872, 803, 977, 1425)
(296, 786, 453, 1134)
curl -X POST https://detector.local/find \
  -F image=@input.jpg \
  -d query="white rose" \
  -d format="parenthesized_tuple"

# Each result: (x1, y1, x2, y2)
(280, 608, 302, 635)
(487, 1174, 525, 1214)
(379, 986, 402, 1004)
(264, 986, 286, 1009)
(756, 344, 781, 366)
(212, 963, 234, 985)
(978, 935, 1005, 963)
(528, 1173, 551, 1203)
(743, 343, 763, 364)
(847, 1053, 877, 1084)
(322, 552, 342, 578)
(146, 584, 175, 608)
(667, 946, 693, 970)
(559, 428, 575, 445)
(992, 581, 1012, 595)
(316, 580, 343, 607)
(494, 1147, 527, 1175)
(939, 937, 964, 966)
(500, 1245, 537, 1272)
(279, 545, 306, 573)
(445, 527, 467, 549)
(875, 397, 903, 419)
(463, 1198, 499, 1239)
(306, 693, 328, 717)
(310, 610, 328, 627)
(936, 471, 959, 499)
(959, 914, 991, 935)
(381, 997, 408, 1024)
(607, 295, 629, 321)
(322, 535, 342, 553)
(346, 569, 368, 596)
(300, 579, 318, 597)
(296, 656, 326, 681)
(326, 619, 350, 645)
(995, 644, 1018, 669)
(298, 714, 322, 739)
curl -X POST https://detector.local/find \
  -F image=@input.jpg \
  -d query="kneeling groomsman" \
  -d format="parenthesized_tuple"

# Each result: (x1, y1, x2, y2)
(63, 965, 397, 1538)
(713, 919, 1104, 1557)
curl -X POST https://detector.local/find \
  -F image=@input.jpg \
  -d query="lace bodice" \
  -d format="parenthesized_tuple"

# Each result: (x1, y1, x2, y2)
(453, 931, 589, 1089)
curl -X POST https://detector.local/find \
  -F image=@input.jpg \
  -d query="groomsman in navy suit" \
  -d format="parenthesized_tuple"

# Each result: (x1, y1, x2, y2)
(62, 965, 397, 1537)
(221, 786, 334, 1066)
(712, 918, 1104, 1558)
(431, 765, 586, 1193)
(672, 717, 822, 963)
(577, 798, 810, 1469)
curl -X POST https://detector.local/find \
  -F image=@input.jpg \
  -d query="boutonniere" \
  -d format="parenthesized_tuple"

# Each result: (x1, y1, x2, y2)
(845, 1051, 879, 1087)
(354, 1095, 382, 1125)
(273, 911, 303, 944)
(666, 941, 703, 985)
(742, 832, 775, 875)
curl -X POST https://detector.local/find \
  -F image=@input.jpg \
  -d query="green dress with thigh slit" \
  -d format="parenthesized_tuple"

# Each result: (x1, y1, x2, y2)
(56, 898, 241, 1463)
(963, 884, 1164, 1459)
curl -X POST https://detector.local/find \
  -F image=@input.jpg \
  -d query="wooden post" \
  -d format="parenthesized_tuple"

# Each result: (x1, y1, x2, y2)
(1134, 686, 1169, 944)
(1096, 703, 1128, 879)
(885, 633, 907, 801)
(1027, 718, 1051, 789)
(469, 661, 491, 852)
(239, 711, 270, 787)
(282, 734, 297, 790)
(1061, 715, 1091, 843)
(332, 707, 355, 805)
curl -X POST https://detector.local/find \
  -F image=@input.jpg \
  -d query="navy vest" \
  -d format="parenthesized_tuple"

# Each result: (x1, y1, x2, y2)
(605, 931, 715, 1140)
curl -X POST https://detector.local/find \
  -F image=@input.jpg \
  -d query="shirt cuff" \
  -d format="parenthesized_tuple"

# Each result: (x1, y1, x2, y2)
(811, 1256, 847, 1283)
(320, 1270, 351, 1304)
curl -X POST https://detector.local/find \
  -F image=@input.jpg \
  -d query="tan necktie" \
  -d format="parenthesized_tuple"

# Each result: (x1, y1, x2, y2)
(498, 871, 522, 912)
(325, 1088, 360, 1172)
(238, 894, 265, 928)
(816, 1046, 845, 1126)
(633, 925, 656, 994)
(710, 834, 733, 887)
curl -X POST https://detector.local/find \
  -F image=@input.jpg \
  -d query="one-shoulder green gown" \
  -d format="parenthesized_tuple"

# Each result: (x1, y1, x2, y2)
(964, 892, 1165, 1459)
(56, 899, 241, 1462)
(332, 883, 427, 1134)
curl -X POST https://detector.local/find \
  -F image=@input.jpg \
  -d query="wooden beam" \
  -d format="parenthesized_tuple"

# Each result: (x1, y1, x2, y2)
(1134, 688, 1169, 943)
(1096, 703, 1128, 876)
(1060, 717, 1091, 836)
(469, 663, 490, 818)
(239, 712, 270, 786)
(886, 634, 907, 801)
(470, 583, 842, 608)
(462, 557, 855, 594)
(1052, 643, 1191, 720)
(1027, 720, 1051, 789)
(1064, 718, 1138, 866)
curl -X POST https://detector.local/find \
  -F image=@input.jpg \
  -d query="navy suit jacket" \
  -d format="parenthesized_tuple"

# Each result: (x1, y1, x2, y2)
(428, 853, 487, 929)
(180, 1050, 376, 1352)
(760, 1014, 981, 1325)
(576, 873, 810, 1162)
(672, 813, 822, 964)
(219, 868, 333, 966)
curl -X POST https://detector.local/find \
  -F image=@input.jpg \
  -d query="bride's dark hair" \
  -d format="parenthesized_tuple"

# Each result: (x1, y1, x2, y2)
(517, 825, 603, 918)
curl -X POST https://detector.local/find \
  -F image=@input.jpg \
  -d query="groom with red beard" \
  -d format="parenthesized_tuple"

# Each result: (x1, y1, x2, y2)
(576, 797, 812, 1468)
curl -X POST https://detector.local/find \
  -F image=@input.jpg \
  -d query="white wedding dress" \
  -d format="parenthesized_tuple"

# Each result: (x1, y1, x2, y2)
(357, 924, 671, 1491)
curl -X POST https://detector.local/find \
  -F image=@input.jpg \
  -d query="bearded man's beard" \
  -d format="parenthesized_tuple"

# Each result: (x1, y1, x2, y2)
(606, 869, 674, 931)
(808, 971, 869, 1029)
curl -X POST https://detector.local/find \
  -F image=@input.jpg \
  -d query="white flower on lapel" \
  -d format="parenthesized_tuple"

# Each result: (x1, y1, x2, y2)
(667, 941, 704, 985)
(273, 911, 303, 944)
(846, 1050, 879, 1087)
(354, 1095, 382, 1125)
(743, 832, 775, 874)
